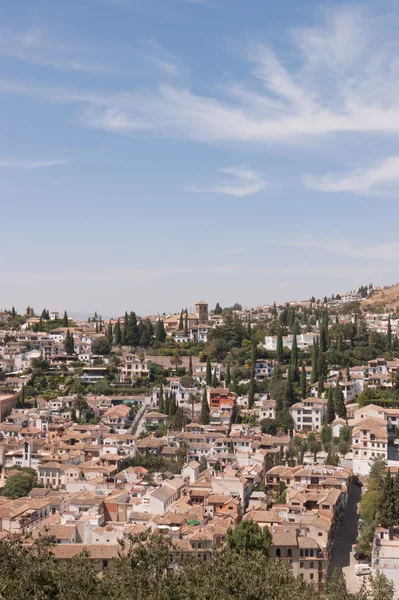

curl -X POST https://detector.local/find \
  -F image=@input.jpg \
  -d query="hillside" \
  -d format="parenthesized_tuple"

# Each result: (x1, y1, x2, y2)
(361, 283, 399, 313)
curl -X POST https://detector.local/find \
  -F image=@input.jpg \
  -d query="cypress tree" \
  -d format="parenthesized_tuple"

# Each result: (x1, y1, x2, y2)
(64, 329, 74, 355)
(248, 378, 255, 408)
(63, 311, 68, 327)
(327, 386, 335, 424)
(21, 385, 25, 405)
(122, 311, 128, 345)
(98, 318, 103, 333)
(70, 330, 75, 354)
(334, 383, 346, 419)
(127, 312, 139, 346)
(188, 355, 193, 376)
(300, 363, 307, 399)
(247, 319, 252, 338)
(114, 319, 122, 345)
(169, 392, 177, 416)
(380, 471, 396, 528)
(290, 333, 299, 381)
(158, 383, 164, 413)
(318, 352, 326, 395)
(155, 319, 167, 343)
(225, 364, 231, 387)
(95, 322, 99, 334)
(146, 319, 154, 345)
(311, 339, 319, 383)
(284, 366, 296, 408)
(201, 388, 210, 425)
(388, 316, 392, 352)
(41, 309, 47, 320)
(178, 310, 184, 331)
(11, 306, 16, 318)
(206, 356, 212, 387)
(276, 328, 283, 362)
(164, 391, 170, 415)
(107, 322, 113, 344)
(184, 309, 188, 336)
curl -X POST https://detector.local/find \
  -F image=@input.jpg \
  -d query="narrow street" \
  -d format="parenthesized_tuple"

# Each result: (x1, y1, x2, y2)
(327, 483, 363, 594)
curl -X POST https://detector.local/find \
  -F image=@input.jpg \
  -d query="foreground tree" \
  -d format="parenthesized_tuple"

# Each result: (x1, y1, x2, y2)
(227, 520, 272, 555)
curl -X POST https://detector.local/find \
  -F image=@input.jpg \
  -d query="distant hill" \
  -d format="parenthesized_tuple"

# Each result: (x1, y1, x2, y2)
(361, 283, 399, 313)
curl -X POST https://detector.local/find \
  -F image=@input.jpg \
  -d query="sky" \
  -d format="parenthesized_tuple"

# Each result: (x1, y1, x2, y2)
(2, 0, 399, 317)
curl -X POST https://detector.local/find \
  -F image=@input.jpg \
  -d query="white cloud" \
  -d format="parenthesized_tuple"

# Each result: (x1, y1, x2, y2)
(0, 158, 70, 170)
(284, 237, 399, 261)
(303, 156, 399, 196)
(142, 38, 181, 77)
(0, 27, 109, 73)
(3, 4, 399, 146)
(186, 167, 269, 197)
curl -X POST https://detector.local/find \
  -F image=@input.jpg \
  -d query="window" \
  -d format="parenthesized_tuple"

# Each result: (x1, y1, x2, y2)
(300, 562, 304, 568)
(287, 549, 292, 558)
(310, 562, 314, 569)
(310, 574, 314, 580)
(318, 532, 322, 537)
(276, 548, 281, 558)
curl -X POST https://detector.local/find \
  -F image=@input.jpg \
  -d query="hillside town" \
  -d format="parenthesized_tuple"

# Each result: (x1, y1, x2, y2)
(0, 284, 398, 595)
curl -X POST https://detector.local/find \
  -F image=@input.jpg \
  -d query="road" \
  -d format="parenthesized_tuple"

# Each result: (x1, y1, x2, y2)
(130, 396, 151, 440)
(327, 482, 365, 594)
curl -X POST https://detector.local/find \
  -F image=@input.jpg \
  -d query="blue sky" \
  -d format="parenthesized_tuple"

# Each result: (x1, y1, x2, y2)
(2, 0, 399, 317)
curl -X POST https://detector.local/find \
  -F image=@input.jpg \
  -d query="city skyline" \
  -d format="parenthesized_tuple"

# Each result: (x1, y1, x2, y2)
(2, 0, 399, 314)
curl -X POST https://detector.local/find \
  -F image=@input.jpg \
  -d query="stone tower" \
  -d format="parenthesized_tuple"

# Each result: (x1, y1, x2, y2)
(195, 301, 208, 325)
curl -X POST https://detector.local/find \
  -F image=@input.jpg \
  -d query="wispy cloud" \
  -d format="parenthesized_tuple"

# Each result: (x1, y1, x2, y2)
(283, 236, 399, 261)
(303, 156, 399, 196)
(0, 27, 109, 73)
(142, 38, 181, 77)
(3, 5, 399, 146)
(186, 167, 269, 197)
(0, 158, 70, 170)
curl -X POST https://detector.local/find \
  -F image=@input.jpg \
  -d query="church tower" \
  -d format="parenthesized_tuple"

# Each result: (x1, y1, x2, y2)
(195, 301, 208, 325)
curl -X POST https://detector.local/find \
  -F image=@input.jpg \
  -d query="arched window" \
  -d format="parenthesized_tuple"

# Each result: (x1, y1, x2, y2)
(287, 548, 292, 558)
(276, 548, 281, 558)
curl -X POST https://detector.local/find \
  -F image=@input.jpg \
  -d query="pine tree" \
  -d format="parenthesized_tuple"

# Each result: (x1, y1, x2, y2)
(327, 386, 335, 424)
(184, 309, 188, 336)
(107, 322, 113, 345)
(290, 333, 299, 381)
(387, 315, 392, 352)
(122, 311, 128, 345)
(334, 383, 346, 419)
(300, 363, 307, 398)
(63, 311, 68, 327)
(178, 310, 184, 331)
(206, 356, 212, 387)
(201, 388, 210, 425)
(188, 355, 193, 376)
(158, 383, 164, 413)
(276, 328, 283, 362)
(155, 320, 167, 343)
(114, 319, 122, 345)
(41, 309, 47, 320)
(225, 364, 231, 387)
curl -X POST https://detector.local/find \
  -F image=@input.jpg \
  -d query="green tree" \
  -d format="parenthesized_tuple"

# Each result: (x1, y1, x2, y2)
(114, 319, 122, 345)
(127, 312, 139, 346)
(320, 423, 332, 451)
(276, 328, 283, 362)
(122, 311, 128, 345)
(283, 366, 296, 408)
(91, 336, 111, 355)
(155, 319, 167, 343)
(178, 310, 184, 331)
(387, 316, 392, 352)
(3, 472, 37, 499)
(248, 378, 255, 409)
(226, 520, 272, 555)
(64, 329, 74, 355)
(311, 339, 319, 383)
(369, 570, 395, 600)
(300, 363, 307, 399)
(225, 363, 231, 387)
(188, 355, 193, 376)
(290, 333, 299, 381)
(380, 470, 396, 528)
(158, 383, 164, 413)
(184, 309, 188, 336)
(327, 567, 350, 600)
(327, 386, 335, 424)
(106, 321, 113, 345)
(62, 310, 68, 327)
(334, 383, 346, 419)
(201, 388, 210, 425)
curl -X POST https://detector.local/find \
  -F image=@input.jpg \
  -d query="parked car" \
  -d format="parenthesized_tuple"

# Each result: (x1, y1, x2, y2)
(354, 563, 371, 576)
(354, 551, 367, 561)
